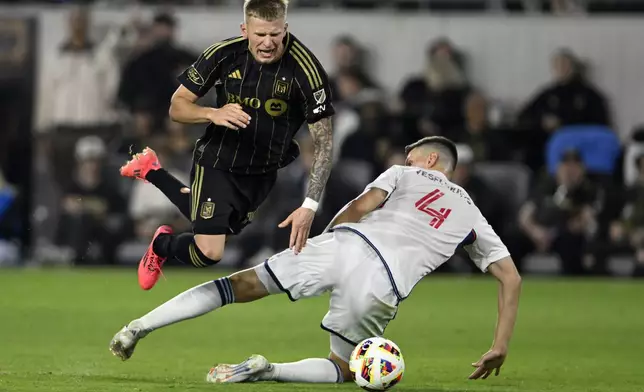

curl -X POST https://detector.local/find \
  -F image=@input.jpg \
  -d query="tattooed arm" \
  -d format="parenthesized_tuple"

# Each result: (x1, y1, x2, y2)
(279, 46, 335, 253)
(278, 116, 333, 254)
(305, 117, 334, 202)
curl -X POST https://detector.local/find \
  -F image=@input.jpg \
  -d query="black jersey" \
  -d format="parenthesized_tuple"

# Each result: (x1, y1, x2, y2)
(177, 33, 335, 175)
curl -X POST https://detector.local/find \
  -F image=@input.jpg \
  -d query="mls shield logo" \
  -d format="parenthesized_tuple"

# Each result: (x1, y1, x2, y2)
(313, 89, 326, 105)
(274, 80, 290, 97)
(200, 201, 215, 219)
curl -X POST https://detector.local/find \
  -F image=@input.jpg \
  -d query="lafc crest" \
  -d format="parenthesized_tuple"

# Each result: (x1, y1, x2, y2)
(274, 79, 291, 97)
(200, 201, 215, 219)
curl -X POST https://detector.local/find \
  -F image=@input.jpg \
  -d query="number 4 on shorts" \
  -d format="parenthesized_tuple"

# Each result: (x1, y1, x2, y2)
(415, 189, 452, 229)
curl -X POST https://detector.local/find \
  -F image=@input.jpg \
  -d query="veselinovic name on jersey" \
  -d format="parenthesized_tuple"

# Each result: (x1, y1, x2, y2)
(414, 169, 473, 205)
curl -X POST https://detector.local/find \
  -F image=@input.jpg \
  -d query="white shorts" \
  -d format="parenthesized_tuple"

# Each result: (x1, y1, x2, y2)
(263, 230, 399, 360)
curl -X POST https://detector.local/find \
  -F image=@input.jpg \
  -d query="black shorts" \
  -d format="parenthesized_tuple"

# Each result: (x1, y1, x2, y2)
(189, 164, 276, 235)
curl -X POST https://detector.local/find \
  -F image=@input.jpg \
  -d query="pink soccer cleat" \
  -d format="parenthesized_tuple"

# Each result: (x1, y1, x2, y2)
(120, 147, 161, 182)
(138, 225, 173, 290)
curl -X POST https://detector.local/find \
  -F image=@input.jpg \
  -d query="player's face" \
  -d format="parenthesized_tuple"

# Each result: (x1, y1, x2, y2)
(241, 17, 288, 64)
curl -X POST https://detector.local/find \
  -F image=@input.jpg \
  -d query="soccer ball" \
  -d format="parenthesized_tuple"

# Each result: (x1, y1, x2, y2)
(349, 337, 405, 391)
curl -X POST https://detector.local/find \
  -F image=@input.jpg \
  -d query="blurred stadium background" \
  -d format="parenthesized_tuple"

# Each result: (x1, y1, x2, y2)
(2, 0, 644, 278)
(2, 2, 644, 392)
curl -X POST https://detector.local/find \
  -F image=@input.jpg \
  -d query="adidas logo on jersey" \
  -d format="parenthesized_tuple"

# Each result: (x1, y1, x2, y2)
(228, 70, 242, 79)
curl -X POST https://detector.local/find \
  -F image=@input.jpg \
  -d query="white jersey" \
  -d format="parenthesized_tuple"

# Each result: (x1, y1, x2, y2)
(328, 165, 510, 300)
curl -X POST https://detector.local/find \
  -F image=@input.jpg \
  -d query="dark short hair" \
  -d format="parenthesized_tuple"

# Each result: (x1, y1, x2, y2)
(560, 148, 583, 164)
(153, 12, 176, 28)
(404, 136, 458, 168)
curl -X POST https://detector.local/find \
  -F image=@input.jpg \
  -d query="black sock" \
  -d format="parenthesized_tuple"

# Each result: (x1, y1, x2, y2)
(145, 169, 191, 219)
(153, 233, 220, 268)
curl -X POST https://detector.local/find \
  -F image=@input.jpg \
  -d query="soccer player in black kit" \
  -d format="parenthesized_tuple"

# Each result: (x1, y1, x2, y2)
(120, 0, 335, 290)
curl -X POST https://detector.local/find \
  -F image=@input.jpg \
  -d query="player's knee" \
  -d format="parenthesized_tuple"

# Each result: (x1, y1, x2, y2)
(329, 353, 352, 382)
(199, 246, 223, 262)
(228, 269, 268, 303)
(194, 234, 225, 262)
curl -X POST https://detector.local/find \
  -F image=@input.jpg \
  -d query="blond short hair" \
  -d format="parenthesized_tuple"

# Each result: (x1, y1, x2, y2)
(244, 0, 288, 22)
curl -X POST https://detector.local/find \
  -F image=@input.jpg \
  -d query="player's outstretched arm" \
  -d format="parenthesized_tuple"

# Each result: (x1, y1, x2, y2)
(169, 85, 250, 129)
(305, 117, 334, 202)
(169, 85, 217, 124)
(469, 256, 522, 380)
(328, 188, 388, 228)
(279, 117, 334, 253)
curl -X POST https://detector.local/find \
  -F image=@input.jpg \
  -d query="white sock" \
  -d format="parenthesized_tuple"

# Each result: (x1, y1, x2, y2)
(258, 358, 343, 383)
(132, 278, 235, 333)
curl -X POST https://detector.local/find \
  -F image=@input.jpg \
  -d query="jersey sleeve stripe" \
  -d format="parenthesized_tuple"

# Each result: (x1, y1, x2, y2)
(203, 36, 244, 57)
(204, 36, 245, 60)
(290, 48, 317, 89)
(292, 41, 322, 88)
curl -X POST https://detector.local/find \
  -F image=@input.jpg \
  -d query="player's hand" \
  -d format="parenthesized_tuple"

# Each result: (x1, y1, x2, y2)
(210, 104, 251, 131)
(469, 349, 507, 380)
(180, 187, 191, 194)
(278, 207, 315, 254)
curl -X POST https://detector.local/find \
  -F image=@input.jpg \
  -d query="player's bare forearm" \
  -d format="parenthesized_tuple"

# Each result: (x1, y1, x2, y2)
(493, 278, 520, 351)
(488, 257, 522, 352)
(305, 117, 334, 202)
(169, 85, 214, 124)
(330, 205, 364, 227)
(169, 96, 214, 124)
(328, 188, 388, 229)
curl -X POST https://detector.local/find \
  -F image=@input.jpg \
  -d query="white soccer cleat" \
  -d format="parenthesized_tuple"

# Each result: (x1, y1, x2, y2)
(108, 321, 147, 361)
(206, 354, 270, 383)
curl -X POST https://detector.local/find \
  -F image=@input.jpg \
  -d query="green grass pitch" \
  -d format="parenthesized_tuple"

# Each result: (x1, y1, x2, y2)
(0, 268, 643, 392)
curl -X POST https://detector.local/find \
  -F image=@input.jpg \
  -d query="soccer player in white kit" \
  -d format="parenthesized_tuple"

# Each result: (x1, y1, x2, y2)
(109, 136, 522, 384)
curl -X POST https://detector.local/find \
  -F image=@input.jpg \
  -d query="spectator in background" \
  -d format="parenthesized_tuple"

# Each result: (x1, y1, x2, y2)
(339, 101, 389, 175)
(117, 12, 196, 138)
(399, 38, 470, 143)
(585, 154, 644, 277)
(384, 148, 407, 167)
(328, 35, 373, 103)
(55, 136, 127, 265)
(551, 0, 587, 15)
(517, 48, 611, 171)
(165, 120, 194, 173)
(509, 149, 598, 275)
(334, 66, 383, 108)
(450, 91, 510, 162)
(451, 144, 506, 234)
(519, 48, 610, 132)
(331, 67, 384, 163)
(37, 5, 121, 132)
